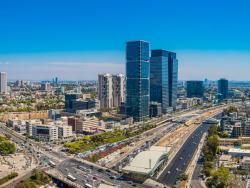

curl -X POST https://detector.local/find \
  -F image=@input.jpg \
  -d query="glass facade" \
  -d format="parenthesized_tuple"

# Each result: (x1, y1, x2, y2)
(186, 80, 204, 98)
(218, 78, 229, 99)
(126, 41, 150, 121)
(168, 52, 178, 109)
(150, 50, 169, 113)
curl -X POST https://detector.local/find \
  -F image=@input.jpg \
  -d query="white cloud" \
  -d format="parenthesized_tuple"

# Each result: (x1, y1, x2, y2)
(0, 50, 250, 81)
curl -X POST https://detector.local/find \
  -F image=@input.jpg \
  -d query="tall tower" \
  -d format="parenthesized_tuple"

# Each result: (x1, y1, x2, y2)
(218, 78, 229, 99)
(150, 49, 169, 113)
(0, 72, 7, 94)
(98, 74, 113, 109)
(98, 73, 125, 109)
(112, 74, 125, 107)
(126, 40, 150, 121)
(168, 52, 178, 110)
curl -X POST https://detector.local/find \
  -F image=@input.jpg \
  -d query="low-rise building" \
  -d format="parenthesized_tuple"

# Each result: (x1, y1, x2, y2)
(241, 156, 250, 170)
(31, 125, 58, 142)
(228, 148, 250, 157)
(122, 146, 170, 179)
(218, 155, 235, 168)
(57, 125, 73, 140)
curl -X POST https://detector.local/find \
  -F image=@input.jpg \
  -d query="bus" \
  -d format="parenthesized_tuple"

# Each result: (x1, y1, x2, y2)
(67, 174, 77, 181)
(48, 160, 56, 167)
(84, 183, 92, 188)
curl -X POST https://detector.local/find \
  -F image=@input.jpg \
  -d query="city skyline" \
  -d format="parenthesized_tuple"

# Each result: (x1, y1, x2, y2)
(0, 0, 250, 81)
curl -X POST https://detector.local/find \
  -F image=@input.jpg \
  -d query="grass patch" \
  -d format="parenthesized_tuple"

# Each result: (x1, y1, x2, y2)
(0, 172, 18, 185)
(64, 123, 157, 154)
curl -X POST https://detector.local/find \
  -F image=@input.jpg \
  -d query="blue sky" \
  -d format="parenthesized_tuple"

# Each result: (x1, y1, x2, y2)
(0, 0, 250, 80)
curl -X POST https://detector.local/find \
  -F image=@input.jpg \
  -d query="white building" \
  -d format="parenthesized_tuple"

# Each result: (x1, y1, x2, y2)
(122, 146, 170, 177)
(31, 125, 58, 142)
(228, 148, 250, 157)
(7, 120, 27, 134)
(241, 156, 250, 170)
(57, 125, 73, 139)
(112, 74, 125, 107)
(0, 72, 7, 94)
(26, 119, 43, 137)
(98, 74, 125, 109)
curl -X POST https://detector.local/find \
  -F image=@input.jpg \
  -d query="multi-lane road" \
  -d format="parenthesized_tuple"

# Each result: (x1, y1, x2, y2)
(158, 114, 222, 187)
(57, 158, 146, 188)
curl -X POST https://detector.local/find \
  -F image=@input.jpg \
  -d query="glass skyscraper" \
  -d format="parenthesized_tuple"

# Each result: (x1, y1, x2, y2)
(218, 78, 229, 99)
(150, 50, 169, 113)
(168, 52, 178, 109)
(126, 41, 150, 121)
(186, 80, 204, 98)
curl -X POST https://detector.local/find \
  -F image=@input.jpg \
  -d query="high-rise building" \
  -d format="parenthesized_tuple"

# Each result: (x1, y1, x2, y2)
(112, 74, 125, 107)
(98, 74, 113, 109)
(168, 52, 178, 109)
(150, 49, 169, 113)
(41, 82, 51, 91)
(218, 78, 229, 99)
(98, 74, 125, 109)
(55, 77, 58, 85)
(126, 40, 150, 121)
(186, 80, 204, 98)
(0, 72, 7, 94)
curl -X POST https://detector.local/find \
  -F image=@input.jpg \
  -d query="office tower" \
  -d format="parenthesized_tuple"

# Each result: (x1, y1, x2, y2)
(204, 78, 209, 88)
(98, 73, 125, 109)
(186, 80, 204, 98)
(65, 93, 96, 113)
(150, 49, 169, 113)
(0, 72, 7, 94)
(218, 78, 229, 99)
(168, 52, 178, 110)
(55, 77, 58, 85)
(41, 82, 51, 91)
(126, 40, 150, 121)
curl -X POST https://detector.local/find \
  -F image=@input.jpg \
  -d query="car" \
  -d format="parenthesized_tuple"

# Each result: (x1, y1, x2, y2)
(97, 169, 103, 172)
(109, 176, 115, 180)
(105, 169, 111, 173)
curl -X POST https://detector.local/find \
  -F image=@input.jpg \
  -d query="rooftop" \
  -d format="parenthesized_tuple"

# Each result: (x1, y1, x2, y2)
(228, 148, 250, 154)
(219, 154, 232, 161)
(122, 146, 170, 175)
(242, 156, 250, 163)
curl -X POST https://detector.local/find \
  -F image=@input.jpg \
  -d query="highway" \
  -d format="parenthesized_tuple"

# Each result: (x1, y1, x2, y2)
(190, 158, 204, 188)
(158, 113, 222, 187)
(57, 158, 145, 188)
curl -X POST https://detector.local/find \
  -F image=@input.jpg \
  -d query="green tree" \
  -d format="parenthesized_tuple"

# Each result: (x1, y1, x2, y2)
(208, 124, 218, 137)
(0, 136, 16, 155)
(223, 106, 238, 116)
(206, 166, 232, 188)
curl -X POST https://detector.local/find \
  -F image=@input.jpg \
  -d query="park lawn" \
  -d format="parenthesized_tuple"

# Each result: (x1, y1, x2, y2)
(64, 130, 127, 153)
(64, 123, 157, 154)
